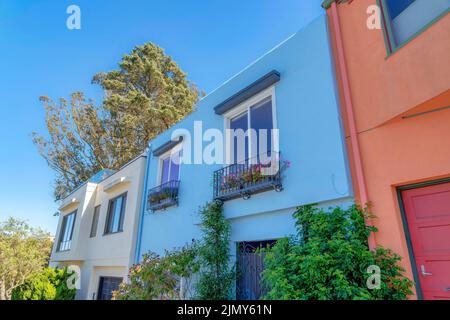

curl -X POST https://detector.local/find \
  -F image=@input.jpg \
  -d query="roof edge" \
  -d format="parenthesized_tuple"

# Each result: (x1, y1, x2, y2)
(322, 0, 350, 10)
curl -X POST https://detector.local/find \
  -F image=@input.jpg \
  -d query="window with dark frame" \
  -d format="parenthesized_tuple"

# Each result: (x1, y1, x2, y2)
(57, 210, 76, 251)
(90, 205, 101, 238)
(381, 0, 450, 52)
(104, 193, 127, 234)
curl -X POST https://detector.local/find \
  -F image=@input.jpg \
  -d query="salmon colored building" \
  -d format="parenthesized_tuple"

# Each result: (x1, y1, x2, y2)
(323, 0, 450, 299)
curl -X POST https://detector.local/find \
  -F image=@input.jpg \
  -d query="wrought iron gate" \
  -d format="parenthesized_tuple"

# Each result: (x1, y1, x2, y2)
(236, 240, 276, 300)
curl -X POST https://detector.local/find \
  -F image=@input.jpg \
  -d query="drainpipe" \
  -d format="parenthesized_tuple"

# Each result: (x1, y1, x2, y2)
(329, 2, 376, 250)
(134, 143, 152, 264)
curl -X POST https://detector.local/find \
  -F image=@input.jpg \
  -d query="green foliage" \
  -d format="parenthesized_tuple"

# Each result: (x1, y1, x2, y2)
(196, 201, 234, 300)
(0, 217, 53, 300)
(11, 267, 76, 300)
(261, 205, 414, 300)
(33, 42, 202, 200)
(113, 243, 199, 300)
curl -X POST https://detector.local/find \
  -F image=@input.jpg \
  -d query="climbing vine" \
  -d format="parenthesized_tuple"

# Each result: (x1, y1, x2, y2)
(196, 201, 235, 300)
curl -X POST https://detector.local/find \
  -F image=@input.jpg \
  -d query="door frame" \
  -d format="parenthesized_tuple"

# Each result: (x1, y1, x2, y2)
(396, 177, 450, 300)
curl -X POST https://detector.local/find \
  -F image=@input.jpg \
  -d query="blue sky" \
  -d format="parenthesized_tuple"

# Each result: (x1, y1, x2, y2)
(0, 0, 323, 233)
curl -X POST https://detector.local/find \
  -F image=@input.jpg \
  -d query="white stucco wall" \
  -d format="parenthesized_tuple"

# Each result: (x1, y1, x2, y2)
(49, 156, 146, 299)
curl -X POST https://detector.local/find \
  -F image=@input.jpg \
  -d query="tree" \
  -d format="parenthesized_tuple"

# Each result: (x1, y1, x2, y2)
(261, 205, 414, 300)
(11, 267, 76, 300)
(33, 43, 201, 200)
(196, 201, 235, 300)
(0, 217, 53, 300)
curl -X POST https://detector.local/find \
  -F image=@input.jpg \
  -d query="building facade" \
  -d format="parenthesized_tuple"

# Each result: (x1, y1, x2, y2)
(323, 0, 450, 299)
(50, 156, 147, 300)
(135, 14, 354, 299)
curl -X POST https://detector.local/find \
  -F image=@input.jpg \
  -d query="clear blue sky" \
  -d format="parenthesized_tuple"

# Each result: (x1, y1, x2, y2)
(0, 0, 323, 234)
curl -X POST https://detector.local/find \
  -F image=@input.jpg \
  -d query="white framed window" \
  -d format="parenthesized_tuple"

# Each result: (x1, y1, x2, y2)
(223, 86, 278, 165)
(157, 147, 181, 185)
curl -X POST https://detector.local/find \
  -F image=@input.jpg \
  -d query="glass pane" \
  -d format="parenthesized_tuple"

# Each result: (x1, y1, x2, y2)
(59, 211, 75, 251)
(107, 201, 115, 233)
(111, 196, 123, 232)
(230, 112, 248, 164)
(66, 213, 74, 240)
(118, 194, 126, 231)
(161, 158, 170, 184)
(250, 98, 273, 160)
(90, 206, 100, 237)
(386, 0, 416, 19)
(62, 216, 69, 243)
(169, 151, 180, 181)
(386, 0, 449, 47)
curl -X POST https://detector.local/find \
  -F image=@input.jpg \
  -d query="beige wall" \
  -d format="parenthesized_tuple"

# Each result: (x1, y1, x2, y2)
(50, 156, 147, 299)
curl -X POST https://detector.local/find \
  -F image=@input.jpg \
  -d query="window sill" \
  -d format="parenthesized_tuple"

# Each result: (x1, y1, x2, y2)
(103, 230, 124, 236)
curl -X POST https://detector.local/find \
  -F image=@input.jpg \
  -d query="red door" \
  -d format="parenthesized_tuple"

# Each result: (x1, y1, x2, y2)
(402, 182, 450, 300)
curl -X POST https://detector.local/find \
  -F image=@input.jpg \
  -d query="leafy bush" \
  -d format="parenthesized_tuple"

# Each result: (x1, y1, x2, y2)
(261, 204, 414, 300)
(196, 201, 234, 300)
(12, 267, 76, 300)
(113, 243, 199, 300)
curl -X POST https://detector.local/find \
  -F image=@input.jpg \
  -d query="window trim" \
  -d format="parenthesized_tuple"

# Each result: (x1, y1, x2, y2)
(57, 210, 77, 252)
(104, 192, 127, 235)
(223, 86, 278, 165)
(379, 0, 450, 56)
(90, 205, 101, 238)
(157, 146, 182, 185)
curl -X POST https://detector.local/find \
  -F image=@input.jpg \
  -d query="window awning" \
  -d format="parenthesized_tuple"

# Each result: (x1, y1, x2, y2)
(213, 70, 280, 115)
(153, 136, 184, 157)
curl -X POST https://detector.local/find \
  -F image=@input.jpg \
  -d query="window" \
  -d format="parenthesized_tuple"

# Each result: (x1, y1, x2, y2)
(226, 91, 275, 164)
(381, 0, 450, 51)
(159, 150, 180, 184)
(90, 205, 101, 238)
(104, 193, 127, 234)
(57, 210, 76, 251)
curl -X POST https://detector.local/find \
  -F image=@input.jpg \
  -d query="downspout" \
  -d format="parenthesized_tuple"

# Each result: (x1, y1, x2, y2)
(134, 143, 152, 264)
(329, 2, 376, 249)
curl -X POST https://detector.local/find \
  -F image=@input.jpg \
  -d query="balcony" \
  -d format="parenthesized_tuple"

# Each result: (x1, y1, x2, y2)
(57, 239, 72, 252)
(147, 180, 180, 212)
(213, 152, 285, 201)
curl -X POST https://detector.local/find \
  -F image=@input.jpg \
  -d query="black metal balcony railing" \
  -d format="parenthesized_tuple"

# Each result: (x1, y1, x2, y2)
(57, 239, 71, 252)
(213, 152, 283, 201)
(147, 180, 180, 212)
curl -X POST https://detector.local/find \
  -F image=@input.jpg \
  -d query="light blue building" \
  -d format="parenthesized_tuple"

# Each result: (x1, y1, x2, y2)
(135, 14, 353, 299)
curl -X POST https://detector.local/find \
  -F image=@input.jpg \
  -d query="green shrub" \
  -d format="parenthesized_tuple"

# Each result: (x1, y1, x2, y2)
(12, 267, 76, 300)
(113, 243, 199, 300)
(196, 201, 235, 300)
(261, 204, 414, 300)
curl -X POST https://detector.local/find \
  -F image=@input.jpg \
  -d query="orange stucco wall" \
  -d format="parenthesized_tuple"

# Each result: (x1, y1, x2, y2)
(326, 0, 450, 298)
